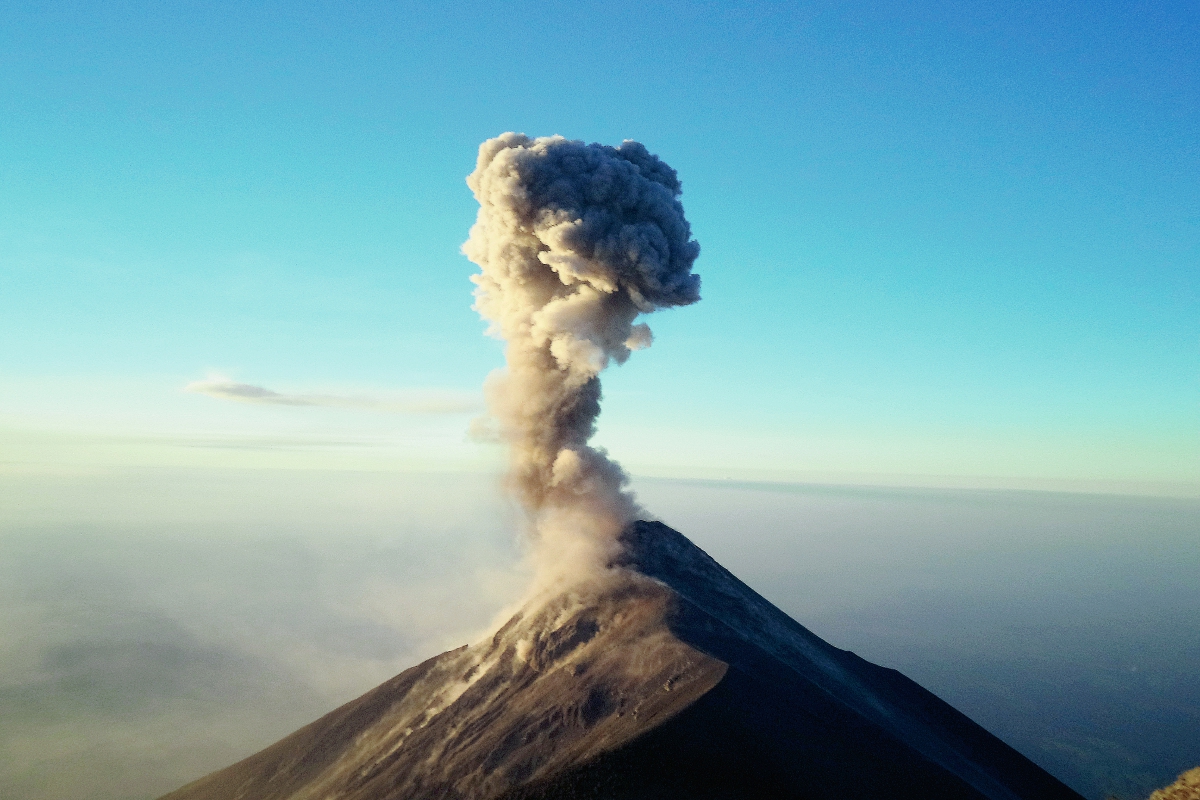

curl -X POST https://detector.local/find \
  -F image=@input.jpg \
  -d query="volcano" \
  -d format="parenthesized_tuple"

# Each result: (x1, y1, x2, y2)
(160, 521, 1082, 800)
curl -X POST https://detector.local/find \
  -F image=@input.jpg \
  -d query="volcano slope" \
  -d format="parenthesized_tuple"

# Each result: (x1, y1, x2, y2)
(160, 521, 1083, 800)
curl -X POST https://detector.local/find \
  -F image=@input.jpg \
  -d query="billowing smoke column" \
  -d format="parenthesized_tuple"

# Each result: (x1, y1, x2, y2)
(464, 133, 701, 585)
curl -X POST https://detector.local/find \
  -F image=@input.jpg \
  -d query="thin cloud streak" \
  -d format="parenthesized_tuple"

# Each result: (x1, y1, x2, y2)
(185, 378, 481, 415)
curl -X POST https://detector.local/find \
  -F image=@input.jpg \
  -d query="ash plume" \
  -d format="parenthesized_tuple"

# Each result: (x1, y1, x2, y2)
(463, 133, 701, 585)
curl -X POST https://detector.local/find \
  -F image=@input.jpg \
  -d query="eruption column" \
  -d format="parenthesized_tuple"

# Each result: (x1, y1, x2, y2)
(464, 134, 701, 582)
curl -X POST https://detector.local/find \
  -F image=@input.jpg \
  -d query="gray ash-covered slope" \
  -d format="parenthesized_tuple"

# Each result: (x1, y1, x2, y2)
(161, 521, 1082, 800)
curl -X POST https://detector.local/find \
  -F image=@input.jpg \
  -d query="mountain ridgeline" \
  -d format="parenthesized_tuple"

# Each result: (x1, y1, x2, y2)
(160, 521, 1083, 800)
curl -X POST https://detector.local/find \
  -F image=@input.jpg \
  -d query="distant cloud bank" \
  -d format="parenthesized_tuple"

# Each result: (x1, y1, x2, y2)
(185, 377, 481, 415)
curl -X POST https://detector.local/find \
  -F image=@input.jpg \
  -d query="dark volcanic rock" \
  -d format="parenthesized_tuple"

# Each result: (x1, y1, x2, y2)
(160, 521, 1083, 800)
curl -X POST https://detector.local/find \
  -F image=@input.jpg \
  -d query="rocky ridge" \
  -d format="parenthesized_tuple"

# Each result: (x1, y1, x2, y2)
(160, 521, 1085, 800)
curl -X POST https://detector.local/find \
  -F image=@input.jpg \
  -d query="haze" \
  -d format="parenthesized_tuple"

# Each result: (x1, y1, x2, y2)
(3, 470, 1197, 799)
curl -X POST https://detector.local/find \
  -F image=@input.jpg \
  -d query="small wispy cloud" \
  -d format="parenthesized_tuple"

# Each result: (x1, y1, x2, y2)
(184, 377, 481, 415)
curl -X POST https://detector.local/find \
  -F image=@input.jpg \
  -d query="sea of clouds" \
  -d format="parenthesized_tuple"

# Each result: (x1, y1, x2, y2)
(1, 468, 1197, 800)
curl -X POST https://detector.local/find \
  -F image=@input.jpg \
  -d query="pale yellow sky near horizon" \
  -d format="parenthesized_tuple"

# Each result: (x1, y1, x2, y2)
(1, 374, 1196, 500)
(2, 425, 1195, 502)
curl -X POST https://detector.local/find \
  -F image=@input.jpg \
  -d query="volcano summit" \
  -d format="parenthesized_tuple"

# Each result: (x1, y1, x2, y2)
(161, 136, 1083, 799)
(160, 520, 1081, 800)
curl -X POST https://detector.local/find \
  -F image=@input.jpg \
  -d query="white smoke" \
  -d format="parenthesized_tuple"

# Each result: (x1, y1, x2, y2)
(463, 133, 701, 588)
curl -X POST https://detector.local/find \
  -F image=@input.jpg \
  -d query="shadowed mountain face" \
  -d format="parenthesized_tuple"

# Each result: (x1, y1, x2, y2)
(160, 522, 1084, 800)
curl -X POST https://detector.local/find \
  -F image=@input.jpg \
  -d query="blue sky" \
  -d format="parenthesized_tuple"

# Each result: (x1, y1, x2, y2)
(2, 0, 1197, 491)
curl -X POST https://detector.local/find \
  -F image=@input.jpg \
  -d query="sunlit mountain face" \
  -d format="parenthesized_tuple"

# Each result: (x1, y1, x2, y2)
(158, 521, 1082, 800)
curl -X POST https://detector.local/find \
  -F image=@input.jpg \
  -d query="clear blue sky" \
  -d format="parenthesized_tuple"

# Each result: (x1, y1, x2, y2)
(2, 0, 1196, 491)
